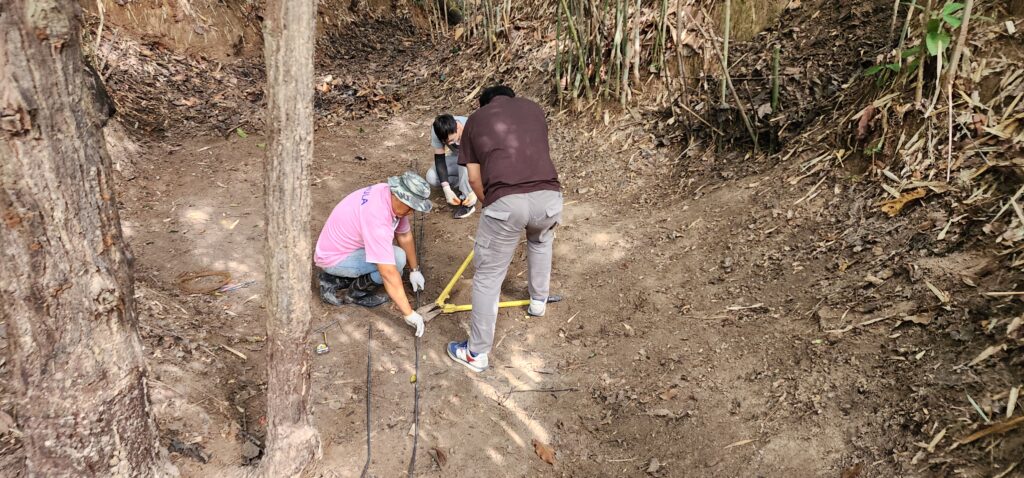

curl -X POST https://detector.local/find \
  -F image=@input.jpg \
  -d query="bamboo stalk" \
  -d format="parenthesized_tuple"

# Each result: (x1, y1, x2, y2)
(442, 0, 450, 36)
(676, 0, 688, 109)
(896, 0, 917, 70)
(483, 0, 493, 54)
(721, 0, 731, 105)
(621, 0, 631, 105)
(425, 0, 435, 43)
(653, 0, 668, 71)
(597, 0, 608, 99)
(890, 0, 902, 41)
(771, 44, 780, 112)
(631, 0, 641, 83)
(560, 0, 593, 99)
(686, 10, 758, 149)
(612, 0, 623, 98)
(556, 4, 564, 107)
(944, 0, 974, 92)
(944, 0, 974, 182)
(915, 0, 932, 106)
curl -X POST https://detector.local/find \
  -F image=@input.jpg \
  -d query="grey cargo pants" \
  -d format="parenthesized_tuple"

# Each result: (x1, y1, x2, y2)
(469, 190, 563, 355)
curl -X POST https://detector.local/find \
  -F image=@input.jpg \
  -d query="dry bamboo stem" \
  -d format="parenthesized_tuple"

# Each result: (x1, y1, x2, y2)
(560, 0, 593, 99)
(621, 0, 631, 105)
(890, 0, 902, 40)
(771, 44, 780, 111)
(687, 10, 758, 149)
(556, 5, 564, 107)
(612, 0, 623, 97)
(721, 0, 731, 105)
(944, 0, 974, 182)
(676, 0, 688, 106)
(896, 0, 917, 70)
(631, 0, 641, 83)
(915, 0, 932, 106)
(945, 0, 974, 92)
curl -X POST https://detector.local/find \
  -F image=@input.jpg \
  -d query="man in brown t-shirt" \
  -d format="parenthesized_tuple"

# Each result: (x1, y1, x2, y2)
(446, 85, 563, 373)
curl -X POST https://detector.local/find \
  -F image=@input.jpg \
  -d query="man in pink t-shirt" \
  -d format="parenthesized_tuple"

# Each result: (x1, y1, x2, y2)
(315, 172, 433, 336)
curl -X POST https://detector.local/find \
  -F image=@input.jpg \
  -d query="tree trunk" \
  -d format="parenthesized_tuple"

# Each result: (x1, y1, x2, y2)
(0, 1, 171, 476)
(258, 0, 321, 476)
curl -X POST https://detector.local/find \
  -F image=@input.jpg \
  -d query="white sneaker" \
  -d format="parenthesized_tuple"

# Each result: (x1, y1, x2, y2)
(446, 341, 488, 372)
(527, 299, 546, 317)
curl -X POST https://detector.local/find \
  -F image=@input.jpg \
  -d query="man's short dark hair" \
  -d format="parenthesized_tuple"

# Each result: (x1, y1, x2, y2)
(479, 85, 515, 107)
(432, 114, 458, 143)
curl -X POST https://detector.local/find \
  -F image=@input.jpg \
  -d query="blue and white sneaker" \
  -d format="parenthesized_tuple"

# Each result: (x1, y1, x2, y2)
(446, 341, 488, 373)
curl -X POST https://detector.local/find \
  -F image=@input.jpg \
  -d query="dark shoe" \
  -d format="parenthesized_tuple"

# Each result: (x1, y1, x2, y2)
(345, 274, 389, 308)
(453, 204, 476, 219)
(318, 271, 352, 306)
(319, 271, 352, 289)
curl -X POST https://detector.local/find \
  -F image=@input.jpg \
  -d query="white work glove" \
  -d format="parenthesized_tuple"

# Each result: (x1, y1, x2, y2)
(462, 191, 478, 208)
(404, 311, 425, 337)
(409, 269, 425, 292)
(441, 182, 461, 206)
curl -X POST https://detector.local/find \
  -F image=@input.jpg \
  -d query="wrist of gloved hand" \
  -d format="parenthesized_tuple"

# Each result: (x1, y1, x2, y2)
(404, 311, 425, 337)
(409, 269, 425, 292)
(441, 183, 461, 206)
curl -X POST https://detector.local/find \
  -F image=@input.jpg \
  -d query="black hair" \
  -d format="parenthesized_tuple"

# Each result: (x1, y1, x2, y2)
(432, 114, 458, 143)
(479, 85, 516, 107)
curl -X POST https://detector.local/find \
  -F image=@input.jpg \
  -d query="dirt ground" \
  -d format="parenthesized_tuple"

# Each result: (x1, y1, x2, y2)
(1, 2, 1022, 477)
(98, 101, 1019, 477)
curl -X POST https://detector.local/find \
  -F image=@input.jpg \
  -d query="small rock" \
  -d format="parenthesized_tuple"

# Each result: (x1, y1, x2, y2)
(328, 399, 343, 410)
(241, 441, 260, 460)
(647, 457, 662, 473)
(864, 274, 885, 286)
(877, 268, 894, 280)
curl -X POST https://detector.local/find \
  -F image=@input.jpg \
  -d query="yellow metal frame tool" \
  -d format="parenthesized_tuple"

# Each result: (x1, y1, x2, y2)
(434, 249, 532, 313)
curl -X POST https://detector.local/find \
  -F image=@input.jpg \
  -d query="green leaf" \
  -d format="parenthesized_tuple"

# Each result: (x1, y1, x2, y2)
(865, 65, 885, 76)
(926, 30, 951, 56)
(926, 18, 943, 34)
(236, 127, 248, 138)
(942, 2, 964, 16)
(885, 63, 901, 73)
(943, 13, 962, 27)
(256, 142, 266, 149)
(901, 46, 921, 58)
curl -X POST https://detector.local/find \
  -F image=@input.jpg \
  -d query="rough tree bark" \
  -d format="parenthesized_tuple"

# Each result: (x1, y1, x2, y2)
(0, 0, 172, 476)
(258, 0, 321, 476)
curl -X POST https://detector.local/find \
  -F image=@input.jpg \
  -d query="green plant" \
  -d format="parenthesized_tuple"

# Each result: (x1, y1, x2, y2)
(925, 2, 964, 56)
(864, 1, 963, 84)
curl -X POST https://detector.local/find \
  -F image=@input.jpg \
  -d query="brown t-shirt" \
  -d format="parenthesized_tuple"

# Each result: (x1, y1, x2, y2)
(458, 96, 561, 207)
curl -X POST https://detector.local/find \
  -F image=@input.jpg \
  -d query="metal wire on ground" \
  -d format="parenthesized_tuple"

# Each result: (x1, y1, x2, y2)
(362, 164, 427, 478)
(360, 323, 372, 478)
(407, 164, 425, 477)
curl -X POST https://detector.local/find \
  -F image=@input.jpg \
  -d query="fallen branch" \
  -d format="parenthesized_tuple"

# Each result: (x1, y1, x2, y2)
(510, 387, 578, 394)
(957, 416, 1024, 445)
(220, 344, 248, 360)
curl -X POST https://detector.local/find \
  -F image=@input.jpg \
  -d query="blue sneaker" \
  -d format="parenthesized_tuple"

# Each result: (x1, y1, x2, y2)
(446, 341, 488, 373)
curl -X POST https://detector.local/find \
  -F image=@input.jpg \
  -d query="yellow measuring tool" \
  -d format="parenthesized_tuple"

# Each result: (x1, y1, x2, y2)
(434, 249, 532, 314)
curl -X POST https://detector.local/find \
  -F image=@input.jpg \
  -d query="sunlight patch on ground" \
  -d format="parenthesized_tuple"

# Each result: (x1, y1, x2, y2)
(493, 417, 526, 448)
(183, 208, 211, 224)
(470, 375, 551, 444)
(486, 447, 505, 465)
(585, 231, 627, 261)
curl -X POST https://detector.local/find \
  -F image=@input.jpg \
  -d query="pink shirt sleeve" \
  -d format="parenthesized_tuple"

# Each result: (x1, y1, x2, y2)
(361, 213, 397, 265)
(395, 216, 411, 234)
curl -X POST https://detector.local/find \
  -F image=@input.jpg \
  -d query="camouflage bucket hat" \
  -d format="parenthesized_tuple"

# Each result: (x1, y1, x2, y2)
(388, 171, 432, 213)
